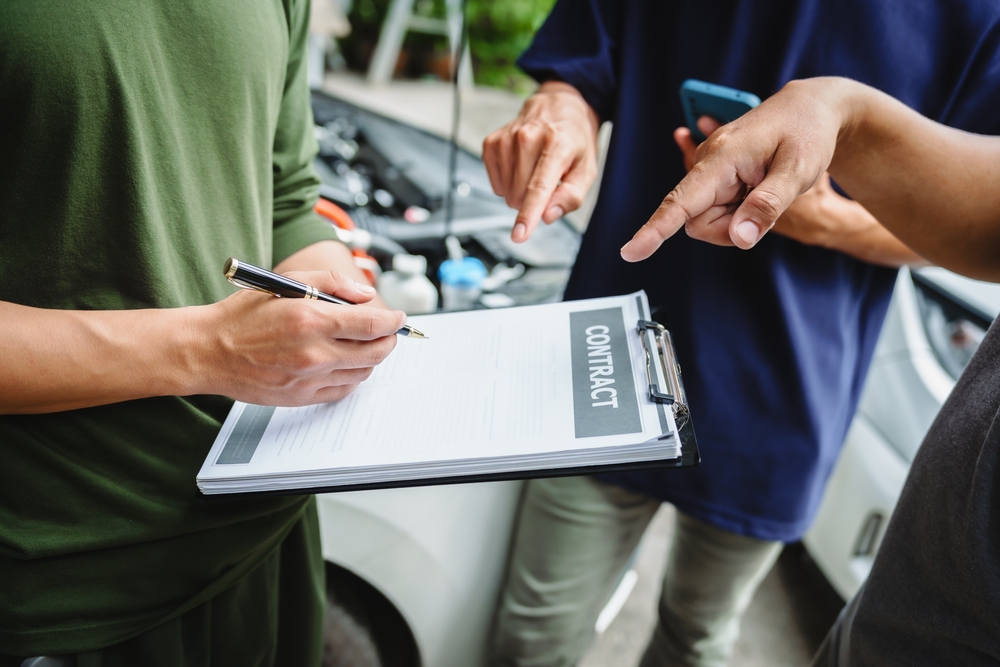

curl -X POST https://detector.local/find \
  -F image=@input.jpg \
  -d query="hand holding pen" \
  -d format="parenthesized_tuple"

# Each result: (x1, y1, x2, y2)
(225, 258, 428, 339)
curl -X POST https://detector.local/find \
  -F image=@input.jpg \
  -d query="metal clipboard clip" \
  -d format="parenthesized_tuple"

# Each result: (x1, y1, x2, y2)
(637, 320, 690, 428)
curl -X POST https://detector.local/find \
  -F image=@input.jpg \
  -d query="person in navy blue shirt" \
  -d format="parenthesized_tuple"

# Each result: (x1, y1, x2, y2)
(481, 1, 1000, 665)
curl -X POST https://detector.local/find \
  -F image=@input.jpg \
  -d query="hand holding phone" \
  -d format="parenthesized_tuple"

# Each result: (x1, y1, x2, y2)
(680, 80, 761, 142)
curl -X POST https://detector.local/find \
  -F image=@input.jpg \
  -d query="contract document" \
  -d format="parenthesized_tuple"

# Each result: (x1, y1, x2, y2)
(197, 291, 696, 495)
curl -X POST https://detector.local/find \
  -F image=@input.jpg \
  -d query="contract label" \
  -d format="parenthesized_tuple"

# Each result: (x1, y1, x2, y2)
(569, 307, 642, 438)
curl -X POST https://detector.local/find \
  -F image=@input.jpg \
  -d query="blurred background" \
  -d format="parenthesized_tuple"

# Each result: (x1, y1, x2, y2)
(323, 0, 554, 93)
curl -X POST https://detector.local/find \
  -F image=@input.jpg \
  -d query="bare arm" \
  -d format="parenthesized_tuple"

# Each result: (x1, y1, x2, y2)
(769, 173, 926, 268)
(674, 117, 926, 268)
(0, 242, 404, 414)
(622, 77, 1000, 281)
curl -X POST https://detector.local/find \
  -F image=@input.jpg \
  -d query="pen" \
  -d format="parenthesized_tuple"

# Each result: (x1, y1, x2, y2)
(224, 258, 427, 339)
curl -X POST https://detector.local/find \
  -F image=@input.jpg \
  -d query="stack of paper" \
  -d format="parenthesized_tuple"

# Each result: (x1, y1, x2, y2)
(197, 292, 683, 495)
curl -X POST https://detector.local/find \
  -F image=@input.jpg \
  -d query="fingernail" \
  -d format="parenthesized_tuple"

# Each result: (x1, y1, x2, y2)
(546, 206, 565, 221)
(620, 243, 634, 261)
(355, 280, 376, 294)
(735, 221, 760, 246)
(513, 222, 526, 241)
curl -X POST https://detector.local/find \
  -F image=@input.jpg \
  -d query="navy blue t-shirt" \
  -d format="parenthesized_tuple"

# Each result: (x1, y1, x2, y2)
(519, 0, 1000, 541)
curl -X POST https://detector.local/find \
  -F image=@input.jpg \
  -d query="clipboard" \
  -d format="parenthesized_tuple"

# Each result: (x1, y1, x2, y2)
(203, 321, 700, 498)
(199, 293, 701, 499)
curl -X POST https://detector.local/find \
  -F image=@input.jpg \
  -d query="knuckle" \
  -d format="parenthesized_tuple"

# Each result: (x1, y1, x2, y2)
(749, 189, 783, 221)
(286, 305, 317, 336)
(367, 310, 399, 340)
(703, 128, 735, 157)
(483, 134, 500, 156)
(661, 190, 695, 226)
(525, 182, 547, 196)
(648, 220, 671, 242)
(325, 270, 348, 291)
(713, 128, 733, 146)
(362, 310, 380, 340)
(291, 347, 325, 372)
(514, 126, 538, 146)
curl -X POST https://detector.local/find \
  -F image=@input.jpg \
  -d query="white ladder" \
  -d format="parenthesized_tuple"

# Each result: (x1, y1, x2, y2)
(367, 0, 473, 87)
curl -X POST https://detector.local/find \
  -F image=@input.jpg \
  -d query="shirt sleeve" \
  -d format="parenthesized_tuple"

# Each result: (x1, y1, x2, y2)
(270, 0, 340, 267)
(516, 0, 623, 121)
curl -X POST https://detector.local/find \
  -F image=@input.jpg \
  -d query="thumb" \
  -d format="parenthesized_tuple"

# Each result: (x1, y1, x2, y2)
(726, 138, 822, 249)
(728, 174, 802, 249)
(285, 269, 378, 304)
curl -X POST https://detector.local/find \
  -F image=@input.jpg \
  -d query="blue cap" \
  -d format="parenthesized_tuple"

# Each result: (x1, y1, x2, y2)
(438, 257, 487, 287)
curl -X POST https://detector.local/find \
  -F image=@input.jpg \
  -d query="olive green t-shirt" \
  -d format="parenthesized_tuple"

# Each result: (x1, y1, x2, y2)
(0, 0, 339, 655)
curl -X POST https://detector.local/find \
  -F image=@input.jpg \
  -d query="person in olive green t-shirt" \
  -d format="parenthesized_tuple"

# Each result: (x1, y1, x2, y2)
(0, 1, 406, 665)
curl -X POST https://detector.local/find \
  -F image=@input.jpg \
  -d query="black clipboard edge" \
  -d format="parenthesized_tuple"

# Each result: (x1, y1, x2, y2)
(198, 415, 698, 499)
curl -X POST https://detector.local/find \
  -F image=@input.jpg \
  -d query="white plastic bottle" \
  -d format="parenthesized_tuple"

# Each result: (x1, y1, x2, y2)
(377, 253, 439, 314)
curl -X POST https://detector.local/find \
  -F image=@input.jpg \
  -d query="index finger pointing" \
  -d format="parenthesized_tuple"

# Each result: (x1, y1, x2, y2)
(620, 161, 742, 262)
(511, 148, 571, 243)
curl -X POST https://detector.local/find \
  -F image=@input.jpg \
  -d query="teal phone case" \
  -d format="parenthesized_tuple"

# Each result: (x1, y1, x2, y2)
(680, 80, 761, 142)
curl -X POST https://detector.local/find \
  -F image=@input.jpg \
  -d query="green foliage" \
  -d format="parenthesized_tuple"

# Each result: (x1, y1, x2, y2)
(340, 0, 554, 92)
(467, 0, 556, 91)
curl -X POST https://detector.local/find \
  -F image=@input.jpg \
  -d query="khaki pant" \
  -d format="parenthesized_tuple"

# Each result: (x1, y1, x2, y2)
(490, 476, 782, 667)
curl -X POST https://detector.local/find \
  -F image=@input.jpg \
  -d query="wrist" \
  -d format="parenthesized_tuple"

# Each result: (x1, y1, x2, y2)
(160, 305, 221, 397)
(829, 78, 871, 164)
(535, 81, 601, 136)
(537, 80, 583, 97)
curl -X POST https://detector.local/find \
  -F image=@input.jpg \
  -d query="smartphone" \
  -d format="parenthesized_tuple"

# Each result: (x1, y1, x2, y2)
(679, 80, 761, 143)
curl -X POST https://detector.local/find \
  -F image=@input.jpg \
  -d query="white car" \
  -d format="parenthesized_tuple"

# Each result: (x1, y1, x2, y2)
(804, 267, 1000, 599)
(318, 480, 522, 666)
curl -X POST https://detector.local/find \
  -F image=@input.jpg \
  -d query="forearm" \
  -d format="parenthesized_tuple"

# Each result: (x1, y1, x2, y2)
(829, 225, 927, 269)
(0, 302, 206, 414)
(821, 213, 927, 268)
(809, 197, 927, 268)
(276, 239, 360, 278)
(829, 79, 1000, 278)
(1, 261, 404, 414)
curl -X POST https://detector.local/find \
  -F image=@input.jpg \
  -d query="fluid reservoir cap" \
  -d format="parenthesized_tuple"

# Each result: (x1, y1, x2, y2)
(438, 257, 487, 287)
(392, 253, 428, 274)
